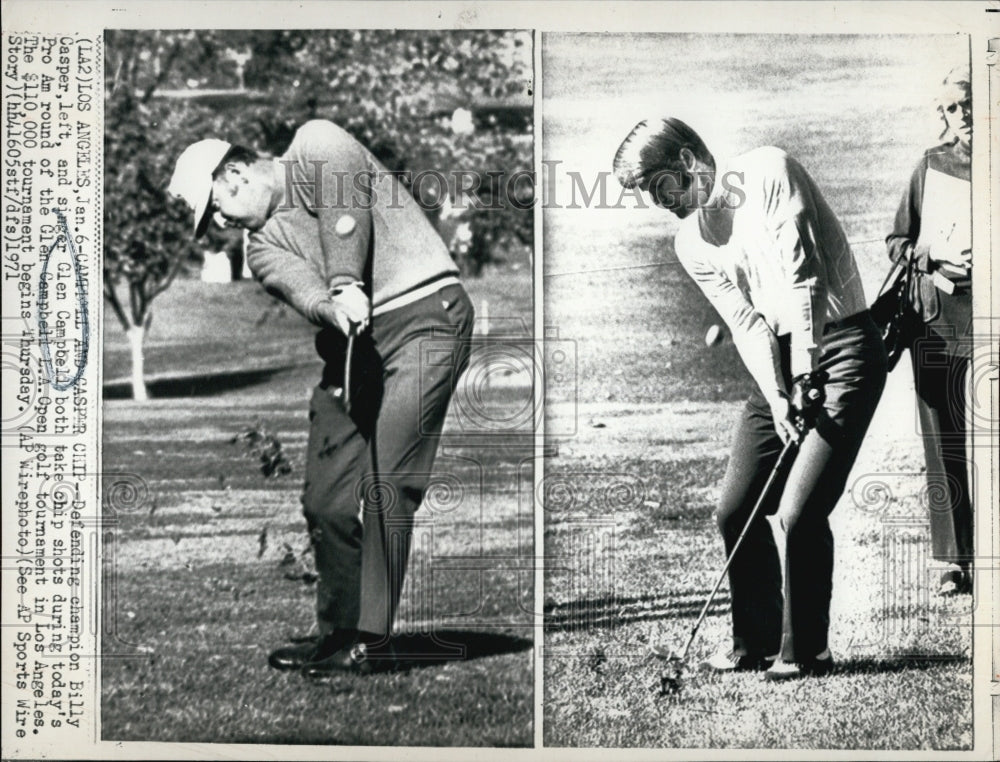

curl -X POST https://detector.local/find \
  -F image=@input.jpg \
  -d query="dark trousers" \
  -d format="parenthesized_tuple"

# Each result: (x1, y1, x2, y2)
(911, 285, 973, 565)
(716, 312, 887, 662)
(302, 283, 474, 637)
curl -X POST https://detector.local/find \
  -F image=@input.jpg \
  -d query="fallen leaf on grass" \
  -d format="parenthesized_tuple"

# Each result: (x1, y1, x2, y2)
(257, 525, 268, 558)
(232, 423, 294, 478)
(588, 648, 607, 673)
(601, 708, 631, 718)
(283, 570, 319, 584)
(278, 540, 319, 583)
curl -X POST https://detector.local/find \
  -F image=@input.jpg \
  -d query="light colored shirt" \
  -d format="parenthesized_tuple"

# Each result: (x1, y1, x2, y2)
(675, 146, 868, 402)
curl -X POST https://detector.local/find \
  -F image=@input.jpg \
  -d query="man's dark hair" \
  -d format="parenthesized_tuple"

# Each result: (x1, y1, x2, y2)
(212, 144, 260, 179)
(614, 117, 714, 190)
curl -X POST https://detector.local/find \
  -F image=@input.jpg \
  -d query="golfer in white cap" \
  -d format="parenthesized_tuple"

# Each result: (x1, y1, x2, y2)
(614, 118, 888, 680)
(170, 119, 474, 676)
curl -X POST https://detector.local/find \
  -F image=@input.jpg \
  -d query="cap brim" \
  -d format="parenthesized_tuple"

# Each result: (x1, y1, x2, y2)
(194, 189, 214, 238)
(168, 137, 232, 239)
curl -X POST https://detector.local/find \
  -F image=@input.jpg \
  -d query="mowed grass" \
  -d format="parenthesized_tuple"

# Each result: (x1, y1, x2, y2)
(101, 267, 534, 746)
(543, 34, 973, 749)
(543, 393, 974, 749)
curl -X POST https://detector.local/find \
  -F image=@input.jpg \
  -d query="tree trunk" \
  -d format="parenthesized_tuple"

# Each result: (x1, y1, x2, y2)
(126, 325, 148, 401)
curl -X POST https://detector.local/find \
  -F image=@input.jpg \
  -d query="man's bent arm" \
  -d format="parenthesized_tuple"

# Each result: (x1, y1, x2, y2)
(296, 120, 373, 290)
(678, 246, 787, 404)
(246, 236, 331, 325)
(762, 156, 825, 379)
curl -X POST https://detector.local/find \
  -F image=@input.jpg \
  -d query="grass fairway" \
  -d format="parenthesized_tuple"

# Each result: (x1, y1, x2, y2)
(101, 268, 534, 746)
(543, 34, 973, 749)
(543, 392, 973, 749)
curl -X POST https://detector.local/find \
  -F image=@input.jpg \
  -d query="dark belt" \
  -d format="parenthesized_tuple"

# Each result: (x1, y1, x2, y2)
(823, 310, 874, 335)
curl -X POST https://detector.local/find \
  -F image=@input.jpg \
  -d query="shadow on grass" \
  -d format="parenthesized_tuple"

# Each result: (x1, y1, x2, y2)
(103, 364, 302, 399)
(833, 654, 969, 676)
(545, 591, 730, 633)
(367, 630, 532, 672)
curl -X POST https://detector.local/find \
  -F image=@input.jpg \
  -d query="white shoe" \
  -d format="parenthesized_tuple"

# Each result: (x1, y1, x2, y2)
(702, 644, 776, 673)
(764, 649, 834, 681)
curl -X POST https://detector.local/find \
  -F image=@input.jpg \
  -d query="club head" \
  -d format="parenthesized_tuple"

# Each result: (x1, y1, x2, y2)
(659, 672, 684, 696)
(657, 658, 687, 697)
(650, 641, 687, 697)
(650, 641, 684, 663)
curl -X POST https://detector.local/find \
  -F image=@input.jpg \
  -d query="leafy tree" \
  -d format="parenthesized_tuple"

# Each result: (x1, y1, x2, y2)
(216, 30, 534, 273)
(104, 32, 212, 400)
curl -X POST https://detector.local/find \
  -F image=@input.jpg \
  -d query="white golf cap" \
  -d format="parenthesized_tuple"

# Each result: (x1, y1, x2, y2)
(167, 138, 232, 237)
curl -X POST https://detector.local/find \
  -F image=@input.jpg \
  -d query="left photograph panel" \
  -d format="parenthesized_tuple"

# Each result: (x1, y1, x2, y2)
(101, 29, 535, 746)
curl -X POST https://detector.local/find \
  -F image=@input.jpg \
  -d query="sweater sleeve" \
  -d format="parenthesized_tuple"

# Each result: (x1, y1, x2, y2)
(761, 155, 825, 379)
(293, 120, 373, 290)
(245, 233, 330, 325)
(676, 223, 788, 404)
(886, 156, 928, 271)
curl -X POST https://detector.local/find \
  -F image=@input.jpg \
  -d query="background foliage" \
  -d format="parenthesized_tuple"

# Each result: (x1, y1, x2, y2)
(103, 29, 533, 303)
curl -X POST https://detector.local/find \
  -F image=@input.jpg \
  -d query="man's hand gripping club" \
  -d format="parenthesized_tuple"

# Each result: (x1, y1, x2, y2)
(317, 281, 370, 337)
(317, 281, 370, 416)
(770, 370, 829, 444)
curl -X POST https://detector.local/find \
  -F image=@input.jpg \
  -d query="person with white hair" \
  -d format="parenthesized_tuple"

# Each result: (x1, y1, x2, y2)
(614, 117, 888, 680)
(886, 64, 973, 596)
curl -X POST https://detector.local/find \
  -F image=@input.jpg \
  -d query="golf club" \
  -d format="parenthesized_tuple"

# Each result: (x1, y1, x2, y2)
(654, 436, 798, 667)
(652, 380, 824, 687)
(343, 322, 357, 416)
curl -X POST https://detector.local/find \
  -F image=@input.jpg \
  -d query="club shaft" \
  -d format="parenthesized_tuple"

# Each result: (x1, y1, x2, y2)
(677, 437, 799, 661)
(343, 328, 356, 415)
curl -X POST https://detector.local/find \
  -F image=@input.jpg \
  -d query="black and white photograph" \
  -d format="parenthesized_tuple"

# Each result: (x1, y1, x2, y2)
(99, 29, 535, 746)
(1, 3, 998, 761)
(542, 32, 981, 749)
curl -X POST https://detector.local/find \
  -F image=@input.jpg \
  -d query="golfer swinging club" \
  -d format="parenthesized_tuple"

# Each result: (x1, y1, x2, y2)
(614, 118, 888, 679)
(169, 119, 474, 676)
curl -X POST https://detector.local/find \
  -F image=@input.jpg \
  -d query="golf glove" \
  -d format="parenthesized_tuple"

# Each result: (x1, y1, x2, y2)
(325, 281, 370, 335)
(789, 370, 828, 429)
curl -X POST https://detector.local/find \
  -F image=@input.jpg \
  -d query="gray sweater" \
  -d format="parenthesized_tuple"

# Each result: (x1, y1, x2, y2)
(246, 120, 458, 323)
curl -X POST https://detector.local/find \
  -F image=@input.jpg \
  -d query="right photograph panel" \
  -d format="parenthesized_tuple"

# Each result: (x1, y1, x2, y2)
(542, 33, 974, 750)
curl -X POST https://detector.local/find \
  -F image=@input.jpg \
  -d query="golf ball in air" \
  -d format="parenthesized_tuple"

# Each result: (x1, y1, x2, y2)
(705, 324, 724, 347)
